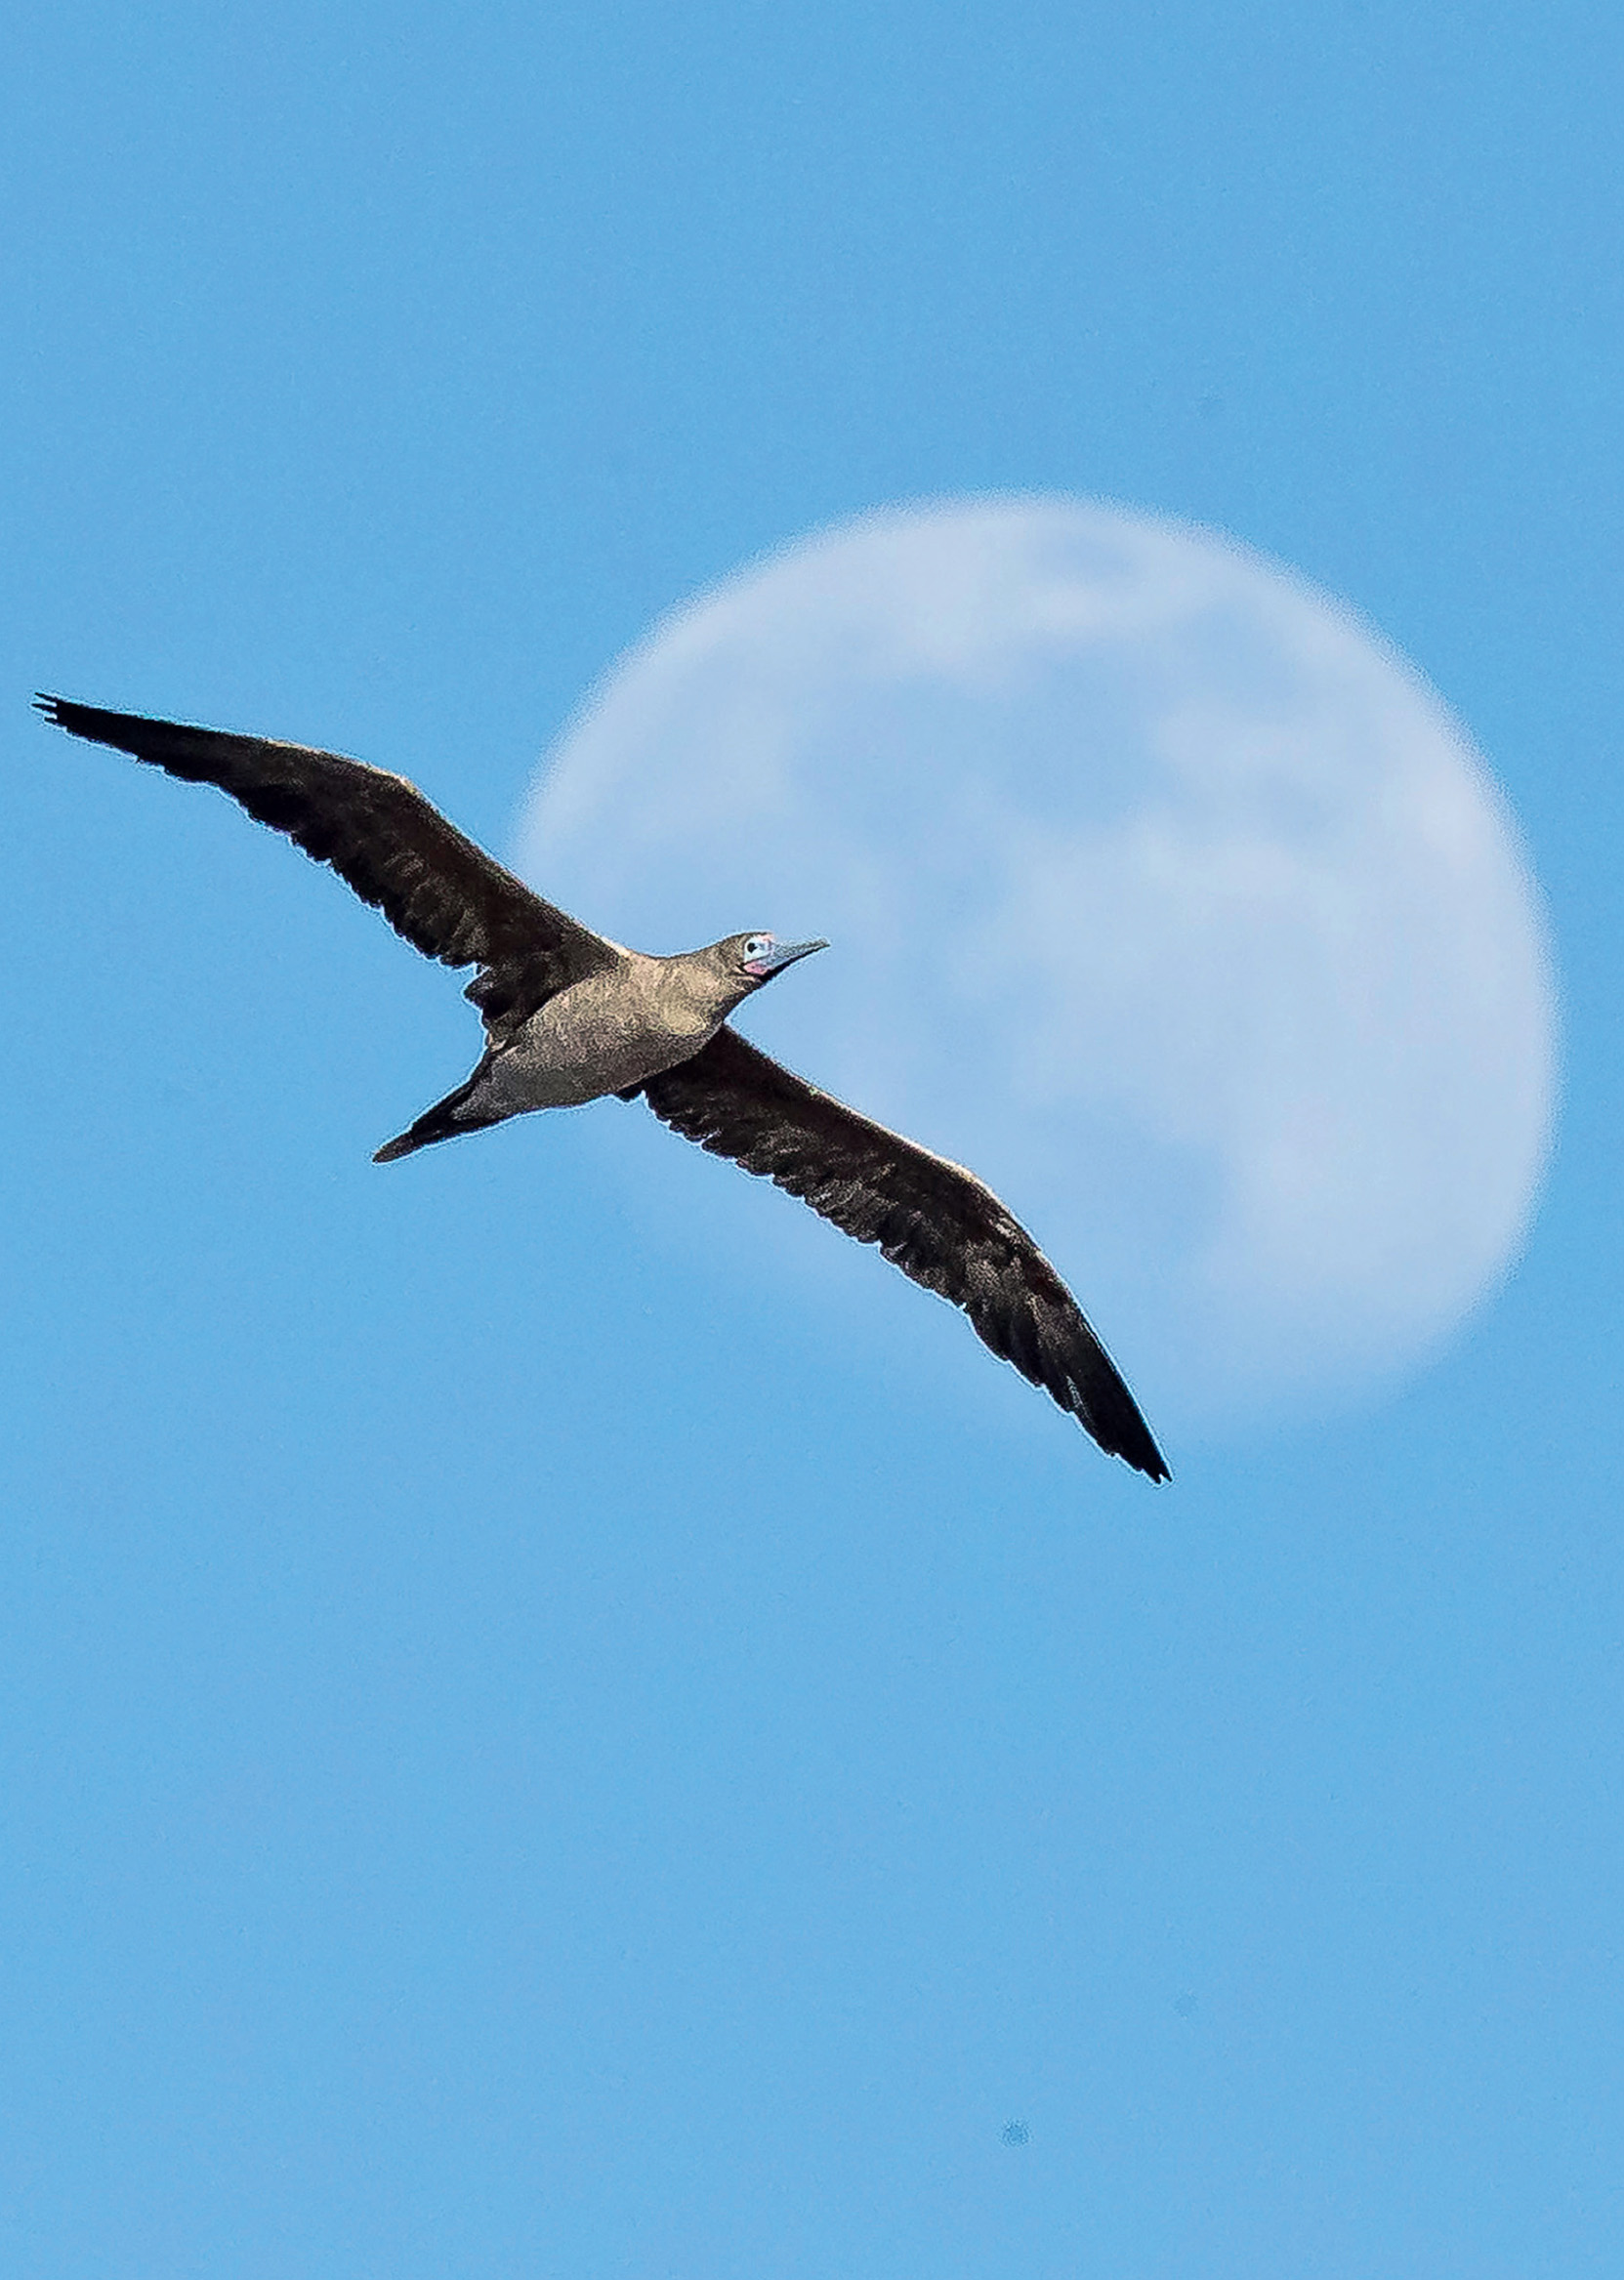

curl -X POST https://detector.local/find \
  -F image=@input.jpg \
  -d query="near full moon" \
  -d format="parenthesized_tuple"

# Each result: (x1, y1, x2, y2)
(520, 498, 1556, 1430)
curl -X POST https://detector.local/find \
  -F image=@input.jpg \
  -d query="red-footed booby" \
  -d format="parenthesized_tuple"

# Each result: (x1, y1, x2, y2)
(35, 695, 1169, 1480)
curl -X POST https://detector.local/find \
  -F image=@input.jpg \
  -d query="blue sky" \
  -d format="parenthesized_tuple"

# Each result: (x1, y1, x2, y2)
(3, 2, 1621, 2272)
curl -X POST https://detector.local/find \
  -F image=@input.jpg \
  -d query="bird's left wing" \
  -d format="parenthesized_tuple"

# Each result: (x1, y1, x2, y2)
(35, 696, 623, 1037)
(634, 1025, 1169, 1478)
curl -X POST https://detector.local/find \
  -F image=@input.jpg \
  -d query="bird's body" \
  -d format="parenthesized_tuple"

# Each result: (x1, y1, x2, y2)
(375, 946, 768, 1155)
(36, 693, 1169, 1479)
(437, 958, 729, 1119)
(484, 963, 694, 1108)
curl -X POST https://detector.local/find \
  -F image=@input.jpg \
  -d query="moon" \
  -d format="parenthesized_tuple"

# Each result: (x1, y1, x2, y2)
(519, 498, 1556, 1431)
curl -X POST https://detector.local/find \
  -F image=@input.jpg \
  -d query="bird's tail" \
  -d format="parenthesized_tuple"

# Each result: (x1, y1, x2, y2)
(373, 1063, 503, 1163)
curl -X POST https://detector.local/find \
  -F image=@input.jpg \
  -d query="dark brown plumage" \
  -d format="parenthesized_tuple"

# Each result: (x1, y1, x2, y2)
(36, 693, 1168, 1478)
(33, 694, 619, 1041)
(633, 1029, 1168, 1479)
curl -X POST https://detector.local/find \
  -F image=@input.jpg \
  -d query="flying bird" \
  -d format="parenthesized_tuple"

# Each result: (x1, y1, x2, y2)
(35, 695, 1169, 1480)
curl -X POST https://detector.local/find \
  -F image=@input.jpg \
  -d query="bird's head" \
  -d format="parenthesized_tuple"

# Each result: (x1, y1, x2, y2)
(711, 932, 829, 1007)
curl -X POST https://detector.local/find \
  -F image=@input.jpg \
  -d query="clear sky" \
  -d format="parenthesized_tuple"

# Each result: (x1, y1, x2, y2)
(3, 2, 1621, 2273)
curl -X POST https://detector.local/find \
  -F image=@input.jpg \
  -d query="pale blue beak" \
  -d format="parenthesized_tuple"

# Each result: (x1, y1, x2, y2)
(745, 937, 829, 980)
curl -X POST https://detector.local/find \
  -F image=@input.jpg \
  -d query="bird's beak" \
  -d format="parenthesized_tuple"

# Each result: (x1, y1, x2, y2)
(745, 937, 829, 980)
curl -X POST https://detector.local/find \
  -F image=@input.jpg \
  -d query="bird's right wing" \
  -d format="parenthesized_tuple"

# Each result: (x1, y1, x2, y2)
(36, 696, 623, 1039)
(636, 1025, 1169, 1479)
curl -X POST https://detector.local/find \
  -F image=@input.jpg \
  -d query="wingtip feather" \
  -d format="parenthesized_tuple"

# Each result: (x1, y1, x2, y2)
(1097, 1406, 1170, 1483)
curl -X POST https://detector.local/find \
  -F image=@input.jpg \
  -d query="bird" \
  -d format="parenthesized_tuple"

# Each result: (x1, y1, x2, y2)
(35, 694, 1169, 1480)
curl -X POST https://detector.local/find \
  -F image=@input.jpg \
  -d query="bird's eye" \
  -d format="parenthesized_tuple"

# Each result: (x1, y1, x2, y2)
(743, 935, 772, 959)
